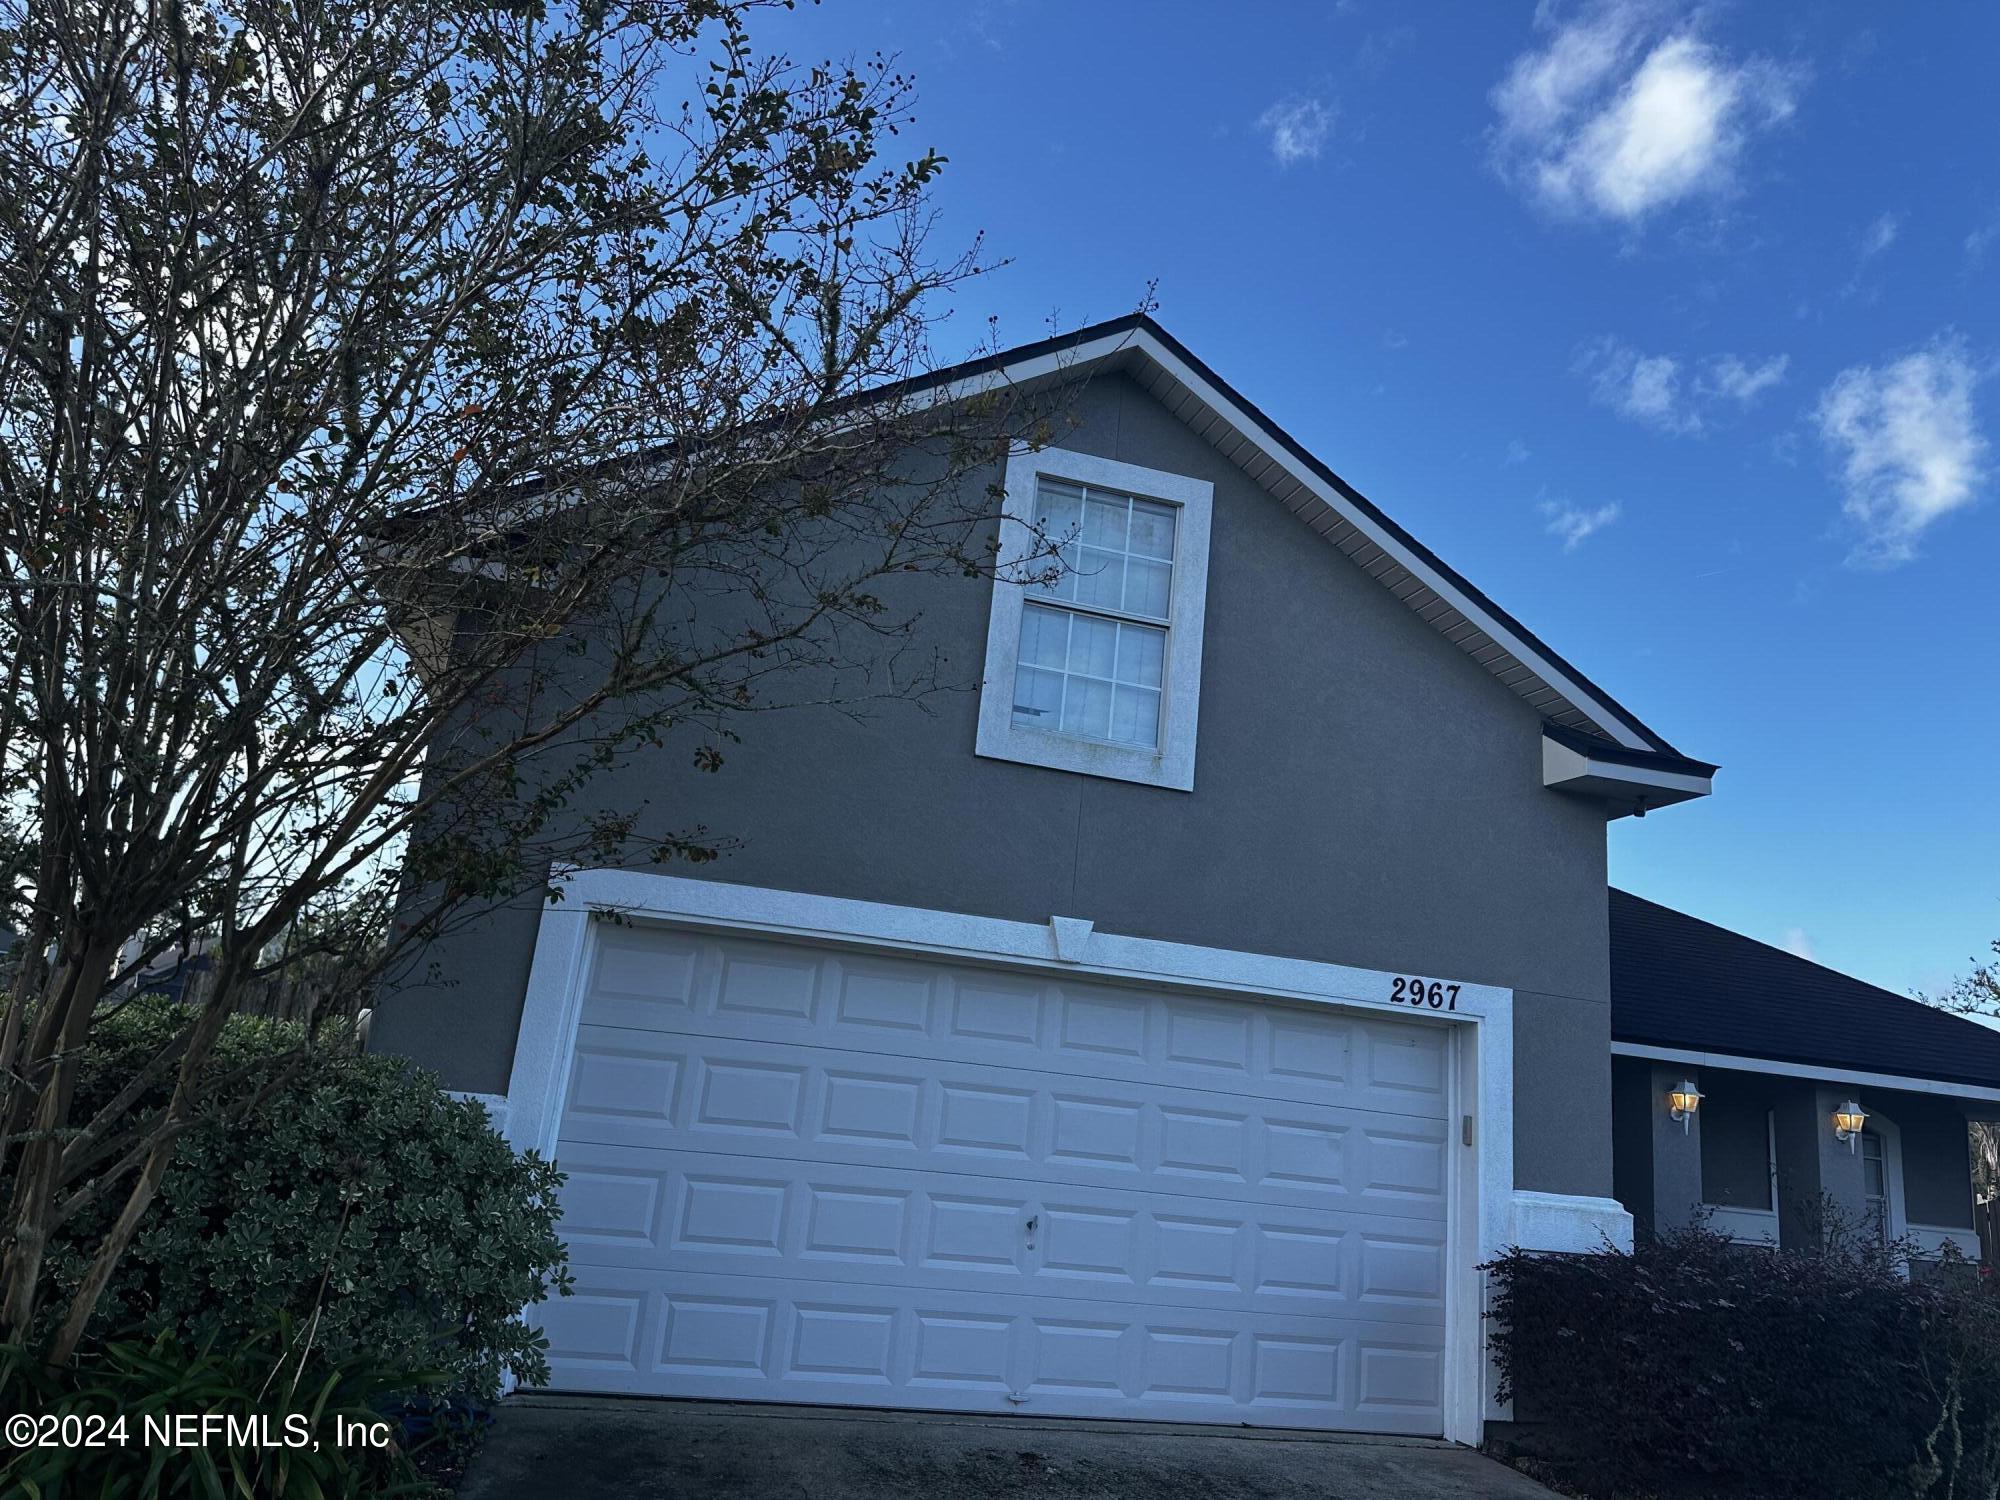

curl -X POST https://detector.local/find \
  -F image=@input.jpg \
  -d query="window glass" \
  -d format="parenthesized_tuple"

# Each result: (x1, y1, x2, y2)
(1696, 1088, 1775, 1209)
(1011, 602, 1166, 749)
(1128, 499, 1176, 559)
(1861, 1130, 1888, 1242)
(1014, 476, 1179, 751)
(1032, 480, 1176, 621)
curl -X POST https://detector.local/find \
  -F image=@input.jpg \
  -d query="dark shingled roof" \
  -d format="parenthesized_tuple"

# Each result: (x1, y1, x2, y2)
(1610, 888, 2000, 1091)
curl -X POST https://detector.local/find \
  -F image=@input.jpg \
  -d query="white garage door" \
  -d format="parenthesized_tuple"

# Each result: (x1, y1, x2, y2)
(535, 923, 1455, 1434)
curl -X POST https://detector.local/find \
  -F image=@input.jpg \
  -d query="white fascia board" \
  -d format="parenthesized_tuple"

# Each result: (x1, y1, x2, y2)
(1542, 736, 1713, 808)
(1611, 1041, 2000, 1105)
(917, 328, 1146, 412)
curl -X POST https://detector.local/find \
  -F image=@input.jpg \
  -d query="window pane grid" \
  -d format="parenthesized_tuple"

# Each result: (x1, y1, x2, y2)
(1012, 476, 1179, 754)
(1012, 601, 1163, 749)
(1031, 478, 1177, 624)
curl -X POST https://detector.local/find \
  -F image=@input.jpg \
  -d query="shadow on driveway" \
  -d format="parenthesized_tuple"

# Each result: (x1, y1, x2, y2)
(456, 1395, 1561, 1499)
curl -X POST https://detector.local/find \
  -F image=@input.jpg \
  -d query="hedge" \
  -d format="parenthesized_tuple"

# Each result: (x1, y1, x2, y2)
(1488, 1225, 2000, 1500)
(30, 996, 571, 1403)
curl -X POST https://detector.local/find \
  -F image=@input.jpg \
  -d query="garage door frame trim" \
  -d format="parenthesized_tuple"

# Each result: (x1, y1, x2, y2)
(500, 868, 1516, 1443)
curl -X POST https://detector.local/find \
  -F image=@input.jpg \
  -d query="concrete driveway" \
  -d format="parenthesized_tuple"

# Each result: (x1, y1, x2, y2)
(456, 1395, 1561, 1499)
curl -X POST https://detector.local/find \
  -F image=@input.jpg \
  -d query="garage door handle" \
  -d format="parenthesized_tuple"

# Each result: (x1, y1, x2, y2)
(1024, 1215, 1038, 1249)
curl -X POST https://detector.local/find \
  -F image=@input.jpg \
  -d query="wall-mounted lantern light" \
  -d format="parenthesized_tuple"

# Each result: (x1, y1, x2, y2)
(1833, 1100, 1868, 1151)
(1668, 1080, 1702, 1134)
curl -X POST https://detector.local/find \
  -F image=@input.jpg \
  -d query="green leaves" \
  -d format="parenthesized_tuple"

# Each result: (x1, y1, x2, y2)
(36, 999, 569, 1414)
(0, 1320, 440, 1498)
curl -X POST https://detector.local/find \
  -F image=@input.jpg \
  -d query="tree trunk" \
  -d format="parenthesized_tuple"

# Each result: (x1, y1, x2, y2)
(45, 976, 239, 1362)
(0, 936, 121, 1342)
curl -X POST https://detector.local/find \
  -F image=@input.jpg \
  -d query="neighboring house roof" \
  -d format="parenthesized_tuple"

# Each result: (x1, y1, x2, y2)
(1610, 888, 2000, 1092)
(909, 314, 1706, 773)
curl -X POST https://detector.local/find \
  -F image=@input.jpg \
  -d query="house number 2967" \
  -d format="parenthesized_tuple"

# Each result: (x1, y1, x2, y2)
(1389, 976, 1459, 1011)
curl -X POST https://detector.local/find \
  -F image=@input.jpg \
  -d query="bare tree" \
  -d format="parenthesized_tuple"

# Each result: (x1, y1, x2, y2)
(0, 0, 1069, 1360)
(1930, 940, 2000, 1214)
(1935, 942, 2000, 1026)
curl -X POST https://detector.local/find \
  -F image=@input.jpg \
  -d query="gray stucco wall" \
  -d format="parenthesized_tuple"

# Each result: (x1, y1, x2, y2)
(1611, 1057, 1706, 1238)
(372, 371, 1618, 1197)
(1611, 1057, 1659, 1237)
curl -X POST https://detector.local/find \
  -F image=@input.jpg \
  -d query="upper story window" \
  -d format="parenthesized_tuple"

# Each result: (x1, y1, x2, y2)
(1013, 481, 1176, 748)
(976, 446, 1213, 790)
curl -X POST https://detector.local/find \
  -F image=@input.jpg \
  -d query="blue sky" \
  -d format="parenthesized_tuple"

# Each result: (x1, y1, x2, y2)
(766, 1, 1999, 999)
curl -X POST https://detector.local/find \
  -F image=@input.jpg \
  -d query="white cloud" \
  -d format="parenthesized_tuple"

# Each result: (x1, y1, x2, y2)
(1840, 212, 1902, 300)
(1491, 0, 1647, 143)
(1858, 211, 1900, 261)
(1575, 337, 1700, 432)
(1540, 498, 1622, 551)
(1577, 337, 1788, 431)
(1490, 1, 1803, 223)
(1967, 213, 2000, 271)
(1782, 926, 1815, 961)
(1701, 353, 1789, 403)
(1815, 338, 1988, 567)
(1503, 437, 1533, 466)
(1258, 96, 1333, 167)
(1356, 25, 1415, 78)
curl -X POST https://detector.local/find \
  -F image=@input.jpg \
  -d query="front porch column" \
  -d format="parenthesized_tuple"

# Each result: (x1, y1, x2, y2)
(1648, 1064, 1704, 1232)
(1773, 1082, 1867, 1249)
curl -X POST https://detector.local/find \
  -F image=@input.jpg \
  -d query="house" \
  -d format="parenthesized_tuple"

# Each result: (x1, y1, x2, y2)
(372, 315, 1996, 1446)
(1610, 889, 1999, 1260)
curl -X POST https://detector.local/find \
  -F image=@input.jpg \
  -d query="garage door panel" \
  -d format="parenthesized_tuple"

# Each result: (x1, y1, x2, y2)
(548, 924, 1456, 1434)
(575, 927, 1449, 1120)
(558, 1027, 1449, 1220)
(553, 1143, 1448, 1325)
(535, 1267, 1446, 1435)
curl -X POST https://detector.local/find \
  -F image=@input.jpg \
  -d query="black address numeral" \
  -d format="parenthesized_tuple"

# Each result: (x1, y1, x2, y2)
(1388, 976, 1459, 1012)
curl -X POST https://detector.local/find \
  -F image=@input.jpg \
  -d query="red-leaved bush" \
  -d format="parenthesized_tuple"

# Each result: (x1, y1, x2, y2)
(1487, 1223, 2000, 1499)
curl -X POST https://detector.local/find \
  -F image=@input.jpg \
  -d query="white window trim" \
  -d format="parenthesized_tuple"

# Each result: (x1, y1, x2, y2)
(1862, 1109, 1909, 1249)
(489, 865, 1631, 1445)
(975, 444, 1213, 791)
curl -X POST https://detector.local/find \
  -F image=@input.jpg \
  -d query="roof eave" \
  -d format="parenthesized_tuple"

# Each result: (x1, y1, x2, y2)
(1543, 731, 1713, 816)
(1609, 1040, 2000, 1107)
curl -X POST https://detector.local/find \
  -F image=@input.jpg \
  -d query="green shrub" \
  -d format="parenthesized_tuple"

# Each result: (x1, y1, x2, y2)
(1488, 1226, 2000, 1500)
(0, 1320, 438, 1498)
(35, 996, 569, 1404)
